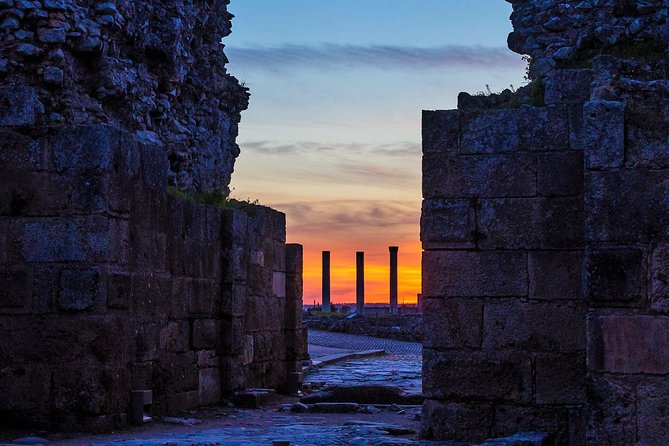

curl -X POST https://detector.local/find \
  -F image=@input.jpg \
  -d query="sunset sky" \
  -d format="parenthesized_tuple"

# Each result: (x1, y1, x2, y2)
(225, 0, 526, 305)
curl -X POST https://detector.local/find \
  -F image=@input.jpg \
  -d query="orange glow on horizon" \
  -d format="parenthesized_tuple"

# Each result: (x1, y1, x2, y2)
(298, 240, 422, 306)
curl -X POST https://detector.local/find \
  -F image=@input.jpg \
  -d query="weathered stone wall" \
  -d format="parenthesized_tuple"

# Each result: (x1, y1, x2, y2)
(0, 0, 248, 192)
(0, 93, 305, 431)
(422, 1, 669, 445)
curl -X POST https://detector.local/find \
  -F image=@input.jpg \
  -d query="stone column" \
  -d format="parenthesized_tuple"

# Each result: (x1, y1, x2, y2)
(322, 251, 331, 313)
(356, 251, 365, 315)
(389, 246, 399, 315)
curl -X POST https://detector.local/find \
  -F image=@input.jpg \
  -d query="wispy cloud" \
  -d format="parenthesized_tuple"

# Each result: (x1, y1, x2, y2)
(227, 44, 523, 72)
(240, 140, 421, 157)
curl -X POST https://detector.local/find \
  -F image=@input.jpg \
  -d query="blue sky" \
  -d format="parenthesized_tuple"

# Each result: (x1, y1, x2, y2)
(224, 0, 526, 304)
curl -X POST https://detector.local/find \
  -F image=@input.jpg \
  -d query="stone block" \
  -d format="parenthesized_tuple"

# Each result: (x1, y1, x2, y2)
(160, 321, 190, 353)
(537, 151, 584, 197)
(135, 323, 160, 362)
(422, 110, 460, 153)
(107, 271, 131, 310)
(185, 278, 217, 316)
(584, 247, 647, 305)
(0, 363, 51, 426)
(544, 69, 593, 105)
(422, 251, 527, 297)
(220, 317, 244, 355)
(586, 375, 637, 445)
(192, 319, 218, 350)
(52, 366, 129, 415)
(529, 251, 583, 300)
(221, 283, 245, 317)
(198, 368, 221, 406)
(422, 297, 483, 349)
(460, 106, 568, 154)
(588, 315, 669, 374)
(423, 152, 537, 199)
(253, 330, 284, 362)
(582, 100, 625, 169)
(221, 209, 248, 249)
(0, 129, 43, 170)
(651, 244, 669, 313)
(483, 301, 585, 353)
(197, 350, 218, 368)
(0, 87, 38, 126)
(420, 199, 476, 249)
(31, 265, 57, 314)
(0, 268, 29, 309)
(585, 170, 669, 243)
(159, 351, 198, 393)
(52, 125, 120, 173)
(423, 349, 532, 403)
(535, 353, 586, 405)
(494, 405, 568, 445)
(625, 102, 669, 169)
(636, 378, 669, 446)
(130, 273, 172, 317)
(477, 197, 583, 250)
(272, 271, 286, 298)
(139, 142, 168, 189)
(420, 399, 493, 442)
(220, 356, 246, 392)
(58, 268, 101, 311)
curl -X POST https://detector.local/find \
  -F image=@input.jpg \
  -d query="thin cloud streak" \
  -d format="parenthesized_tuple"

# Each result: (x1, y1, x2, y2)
(240, 140, 421, 157)
(228, 44, 523, 72)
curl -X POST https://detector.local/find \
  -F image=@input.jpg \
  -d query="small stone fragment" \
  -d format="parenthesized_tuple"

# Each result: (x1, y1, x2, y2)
(38, 27, 66, 43)
(43, 0, 66, 10)
(0, 17, 19, 29)
(16, 43, 40, 57)
(43, 66, 64, 86)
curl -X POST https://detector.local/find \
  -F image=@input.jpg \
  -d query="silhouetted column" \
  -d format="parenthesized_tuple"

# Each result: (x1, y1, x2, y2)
(322, 251, 331, 313)
(356, 251, 365, 315)
(389, 246, 399, 315)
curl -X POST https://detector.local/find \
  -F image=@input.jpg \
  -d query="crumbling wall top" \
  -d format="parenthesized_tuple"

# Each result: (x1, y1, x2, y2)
(507, 0, 669, 78)
(0, 0, 249, 193)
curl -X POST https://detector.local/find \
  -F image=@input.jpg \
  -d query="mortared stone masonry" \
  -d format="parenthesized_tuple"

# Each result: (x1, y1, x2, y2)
(421, 1, 669, 445)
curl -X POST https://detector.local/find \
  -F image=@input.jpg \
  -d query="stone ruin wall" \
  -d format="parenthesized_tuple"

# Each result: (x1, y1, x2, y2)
(0, 0, 307, 433)
(0, 0, 248, 193)
(422, 1, 669, 445)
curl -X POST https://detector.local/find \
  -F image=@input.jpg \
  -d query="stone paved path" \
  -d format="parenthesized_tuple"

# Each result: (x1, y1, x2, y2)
(306, 330, 422, 394)
(308, 330, 422, 355)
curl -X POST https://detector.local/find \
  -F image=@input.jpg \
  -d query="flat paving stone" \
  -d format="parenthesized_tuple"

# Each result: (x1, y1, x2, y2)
(309, 330, 422, 355)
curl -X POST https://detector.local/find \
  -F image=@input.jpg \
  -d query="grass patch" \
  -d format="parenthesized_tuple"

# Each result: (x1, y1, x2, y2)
(167, 186, 260, 212)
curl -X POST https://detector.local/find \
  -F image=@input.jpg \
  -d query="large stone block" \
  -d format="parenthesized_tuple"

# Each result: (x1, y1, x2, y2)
(483, 301, 585, 353)
(422, 251, 527, 297)
(423, 349, 532, 403)
(421, 399, 493, 442)
(58, 267, 102, 311)
(637, 378, 669, 446)
(477, 197, 583, 250)
(588, 315, 669, 374)
(586, 375, 638, 445)
(52, 125, 122, 173)
(537, 151, 584, 197)
(582, 101, 625, 169)
(544, 69, 593, 106)
(422, 110, 460, 153)
(535, 353, 586, 405)
(584, 247, 647, 305)
(130, 273, 173, 317)
(272, 271, 286, 298)
(192, 319, 218, 350)
(107, 271, 131, 310)
(585, 170, 669, 243)
(651, 244, 669, 313)
(0, 87, 38, 126)
(52, 366, 130, 416)
(625, 102, 669, 169)
(0, 363, 51, 426)
(529, 251, 583, 301)
(460, 106, 568, 154)
(420, 199, 476, 249)
(198, 368, 221, 406)
(0, 268, 30, 309)
(422, 297, 483, 349)
(0, 129, 44, 170)
(423, 153, 537, 199)
(160, 321, 190, 353)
